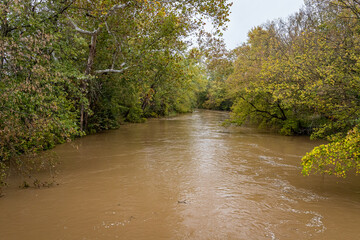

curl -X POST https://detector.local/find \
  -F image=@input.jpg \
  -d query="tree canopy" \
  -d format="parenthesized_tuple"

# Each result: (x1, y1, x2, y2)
(0, 0, 232, 190)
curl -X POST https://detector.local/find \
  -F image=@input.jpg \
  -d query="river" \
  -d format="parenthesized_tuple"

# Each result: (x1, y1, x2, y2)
(1, 110, 360, 239)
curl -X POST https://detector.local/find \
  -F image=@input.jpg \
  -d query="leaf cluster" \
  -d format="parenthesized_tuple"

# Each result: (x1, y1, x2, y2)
(221, 0, 360, 177)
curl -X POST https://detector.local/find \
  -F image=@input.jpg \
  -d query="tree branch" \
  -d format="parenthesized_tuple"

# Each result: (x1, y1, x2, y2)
(66, 16, 99, 35)
(94, 67, 129, 74)
(240, 95, 286, 121)
(95, 63, 129, 74)
(105, 21, 124, 68)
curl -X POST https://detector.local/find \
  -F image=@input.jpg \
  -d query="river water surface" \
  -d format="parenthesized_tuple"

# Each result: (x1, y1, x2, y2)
(1, 110, 360, 239)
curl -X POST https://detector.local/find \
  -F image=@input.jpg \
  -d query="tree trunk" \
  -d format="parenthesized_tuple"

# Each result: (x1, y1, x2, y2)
(0, 4, 9, 75)
(80, 34, 97, 132)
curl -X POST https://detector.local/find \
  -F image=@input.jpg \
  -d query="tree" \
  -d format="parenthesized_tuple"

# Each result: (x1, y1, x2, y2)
(0, 0, 233, 190)
(225, 0, 360, 177)
(201, 36, 235, 110)
(62, 0, 232, 130)
(0, 0, 84, 188)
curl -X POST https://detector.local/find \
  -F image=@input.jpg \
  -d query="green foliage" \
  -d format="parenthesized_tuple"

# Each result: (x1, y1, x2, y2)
(0, 0, 232, 191)
(199, 39, 235, 111)
(224, 0, 360, 177)
(302, 125, 360, 177)
(66, 0, 232, 131)
(0, 0, 89, 192)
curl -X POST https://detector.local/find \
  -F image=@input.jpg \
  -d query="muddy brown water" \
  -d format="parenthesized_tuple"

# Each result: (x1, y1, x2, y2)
(1, 110, 360, 240)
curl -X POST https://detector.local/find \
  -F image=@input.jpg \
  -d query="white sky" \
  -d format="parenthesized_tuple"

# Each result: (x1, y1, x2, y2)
(223, 0, 305, 49)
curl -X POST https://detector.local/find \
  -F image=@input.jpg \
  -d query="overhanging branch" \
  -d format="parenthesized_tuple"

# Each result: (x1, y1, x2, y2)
(95, 66, 129, 74)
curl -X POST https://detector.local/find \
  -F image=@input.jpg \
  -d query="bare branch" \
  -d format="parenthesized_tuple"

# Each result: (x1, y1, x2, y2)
(95, 63, 129, 74)
(52, 51, 59, 62)
(95, 67, 129, 74)
(66, 16, 99, 35)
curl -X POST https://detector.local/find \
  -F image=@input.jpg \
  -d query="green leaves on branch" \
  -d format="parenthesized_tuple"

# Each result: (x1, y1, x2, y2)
(223, 0, 360, 177)
(302, 125, 360, 177)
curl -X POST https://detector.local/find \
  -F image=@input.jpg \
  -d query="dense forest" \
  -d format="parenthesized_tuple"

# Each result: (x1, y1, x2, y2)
(0, 0, 232, 190)
(0, 0, 360, 192)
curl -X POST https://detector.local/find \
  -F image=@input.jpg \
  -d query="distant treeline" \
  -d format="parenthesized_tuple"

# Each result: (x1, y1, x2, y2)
(200, 0, 360, 177)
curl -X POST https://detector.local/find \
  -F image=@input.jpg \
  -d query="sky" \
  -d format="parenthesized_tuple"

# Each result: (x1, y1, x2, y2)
(223, 0, 305, 49)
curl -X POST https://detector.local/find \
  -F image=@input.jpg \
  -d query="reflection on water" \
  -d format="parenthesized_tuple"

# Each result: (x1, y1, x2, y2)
(1, 110, 360, 239)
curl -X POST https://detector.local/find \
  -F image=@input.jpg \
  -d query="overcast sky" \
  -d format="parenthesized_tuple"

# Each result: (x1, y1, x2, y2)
(223, 0, 305, 49)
